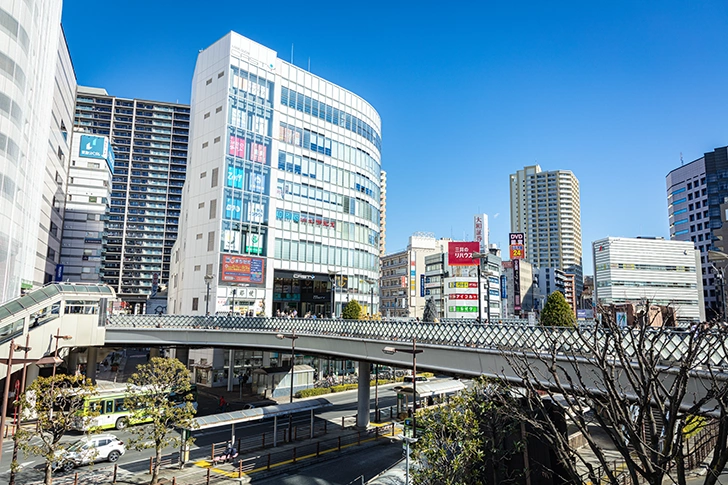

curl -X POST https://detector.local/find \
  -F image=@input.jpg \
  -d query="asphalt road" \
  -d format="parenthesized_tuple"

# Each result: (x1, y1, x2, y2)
(1, 376, 402, 479)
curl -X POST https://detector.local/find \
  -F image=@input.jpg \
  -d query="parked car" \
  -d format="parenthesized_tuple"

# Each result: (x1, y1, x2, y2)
(53, 434, 125, 473)
(403, 375, 428, 384)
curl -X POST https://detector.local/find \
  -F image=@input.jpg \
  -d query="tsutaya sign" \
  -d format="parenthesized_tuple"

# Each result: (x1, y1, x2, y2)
(448, 241, 480, 266)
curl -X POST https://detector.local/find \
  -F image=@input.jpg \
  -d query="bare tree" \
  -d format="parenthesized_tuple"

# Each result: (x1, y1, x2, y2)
(495, 303, 728, 485)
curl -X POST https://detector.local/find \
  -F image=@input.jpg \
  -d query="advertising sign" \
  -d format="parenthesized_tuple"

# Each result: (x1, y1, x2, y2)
(448, 294, 478, 300)
(227, 165, 243, 189)
(225, 196, 242, 220)
(79, 135, 108, 159)
(221, 254, 265, 284)
(223, 229, 241, 252)
(245, 233, 264, 255)
(248, 172, 265, 193)
(229, 135, 246, 158)
(513, 258, 522, 312)
(447, 241, 480, 266)
(151, 273, 159, 297)
(616, 312, 627, 328)
(410, 254, 416, 296)
(509, 233, 525, 261)
(400, 276, 407, 288)
(247, 202, 265, 223)
(474, 214, 488, 253)
(54, 264, 64, 282)
(576, 309, 593, 320)
(500, 274, 507, 299)
(420, 274, 425, 297)
(250, 143, 267, 163)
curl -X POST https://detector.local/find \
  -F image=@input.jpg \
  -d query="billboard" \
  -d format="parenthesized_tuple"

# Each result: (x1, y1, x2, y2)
(229, 135, 246, 158)
(513, 258, 522, 312)
(509, 233, 525, 261)
(447, 241, 480, 266)
(221, 254, 265, 284)
(227, 164, 244, 189)
(474, 214, 488, 253)
(79, 135, 108, 159)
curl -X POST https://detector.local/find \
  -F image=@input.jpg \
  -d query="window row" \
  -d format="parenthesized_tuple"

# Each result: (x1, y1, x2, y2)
(276, 179, 379, 225)
(275, 208, 378, 247)
(274, 238, 378, 271)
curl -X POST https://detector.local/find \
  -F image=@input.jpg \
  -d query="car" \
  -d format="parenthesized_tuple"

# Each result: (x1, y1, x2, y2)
(53, 434, 125, 473)
(403, 375, 428, 383)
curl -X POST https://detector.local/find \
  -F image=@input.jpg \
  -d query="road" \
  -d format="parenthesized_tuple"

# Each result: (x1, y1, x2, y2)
(1, 374, 403, 479)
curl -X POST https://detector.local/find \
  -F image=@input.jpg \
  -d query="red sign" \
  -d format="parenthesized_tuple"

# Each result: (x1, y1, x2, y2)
(449, 294, 478, 300)
(509, 233, 525, 261)
(448, 241, 480, 266)
(229, 135, 246, 158)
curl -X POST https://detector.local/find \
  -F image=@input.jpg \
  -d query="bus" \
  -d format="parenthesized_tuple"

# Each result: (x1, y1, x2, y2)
(73, 385, 198, 431)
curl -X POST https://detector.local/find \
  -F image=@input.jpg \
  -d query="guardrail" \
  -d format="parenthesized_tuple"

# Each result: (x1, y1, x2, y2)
(108, 315, 728, 366)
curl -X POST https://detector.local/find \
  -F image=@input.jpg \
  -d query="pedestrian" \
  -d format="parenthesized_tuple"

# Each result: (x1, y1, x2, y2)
(218, 395, 227, 412)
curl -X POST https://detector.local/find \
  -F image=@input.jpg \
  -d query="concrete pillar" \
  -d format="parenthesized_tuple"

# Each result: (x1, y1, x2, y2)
(227, 349, 234, 392)
(87, 347, 99, 384)
(356, 360, 370, 429)
(175, 347, 189, 367)
(24, 362, 39, 389)
(262, 351, 271, 367)
(67, 350, 80, 375)
(149, 347, 160, 359)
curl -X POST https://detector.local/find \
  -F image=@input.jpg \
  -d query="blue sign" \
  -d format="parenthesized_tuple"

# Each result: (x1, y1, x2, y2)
(249, 172, 265, 193)
(225, 196, 242, 219)
(420, 275, 425, 297)
(79, 135, 107, 159)
(227, 165, 243, 189)
(54, 264, 64, 282)
(500, 275, 507, 299)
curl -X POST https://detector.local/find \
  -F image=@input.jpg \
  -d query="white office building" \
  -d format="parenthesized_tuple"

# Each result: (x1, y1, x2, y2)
(0, 2, 76, 301)
(169, 32, 382, 317)
(59, 132, 113, 282)
(592, 236, 705, 323)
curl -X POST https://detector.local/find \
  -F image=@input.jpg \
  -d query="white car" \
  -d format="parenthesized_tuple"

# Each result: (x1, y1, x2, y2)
(54, 434, 126, 473)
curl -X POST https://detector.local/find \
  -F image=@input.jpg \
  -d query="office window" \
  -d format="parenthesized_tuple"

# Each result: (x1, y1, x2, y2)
(211, 168, 219, 188)
(209, 199, 217, 219)
(196, 233, 202, 240)
(192, 298, 199, 311)
(206, 263, 213, 275)
(200, 171, 207, 178)
(207, 231, 215, 251)
(198, 202, 205, 209)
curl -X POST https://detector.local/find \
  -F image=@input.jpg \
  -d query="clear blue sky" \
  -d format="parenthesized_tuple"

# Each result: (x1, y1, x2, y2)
(62, 1, 728, 275)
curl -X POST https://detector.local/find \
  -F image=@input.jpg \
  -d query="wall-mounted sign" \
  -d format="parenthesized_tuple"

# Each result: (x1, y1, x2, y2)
(221, 254, 265, 284)
(448, 241, 480, 266)
(509, 233, 525, 261)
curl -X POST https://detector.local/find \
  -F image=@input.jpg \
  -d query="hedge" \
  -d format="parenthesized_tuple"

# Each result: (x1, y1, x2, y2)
(296, 387, 331, 398)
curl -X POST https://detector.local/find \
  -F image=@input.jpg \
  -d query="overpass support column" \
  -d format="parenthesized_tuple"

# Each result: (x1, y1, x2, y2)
(175, 347, 189, 367)
(66, 350, 79, 374)
(227, 349, 234, 392)
(87, 347, 99, 384)
(356, 361, 370, 429)
(24, 361, 39, 388)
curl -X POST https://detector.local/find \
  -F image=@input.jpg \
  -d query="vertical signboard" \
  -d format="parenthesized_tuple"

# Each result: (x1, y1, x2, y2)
(420, 274, 425, 297)
(513, 259, 522, 312)
(474, 214, 488, 253)
(509, 233, 525, 261)
(410, 253, 416, 297)
(447, 241, 480, 266)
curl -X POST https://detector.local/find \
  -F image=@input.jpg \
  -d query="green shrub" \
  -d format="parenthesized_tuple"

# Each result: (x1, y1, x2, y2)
(342, 300, 362, 320)
(331, 383, 358, 393)
(296, 387, 331, 398)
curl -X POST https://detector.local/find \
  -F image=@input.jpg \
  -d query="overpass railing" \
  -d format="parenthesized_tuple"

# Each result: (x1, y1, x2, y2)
(107, 315, 728, 367)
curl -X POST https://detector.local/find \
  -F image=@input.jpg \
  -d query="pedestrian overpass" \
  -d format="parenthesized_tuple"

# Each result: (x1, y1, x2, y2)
(1, 284, 727, 428)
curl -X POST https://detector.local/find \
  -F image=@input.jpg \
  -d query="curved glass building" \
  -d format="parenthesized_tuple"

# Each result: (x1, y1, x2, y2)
(170, 32, 382, 318)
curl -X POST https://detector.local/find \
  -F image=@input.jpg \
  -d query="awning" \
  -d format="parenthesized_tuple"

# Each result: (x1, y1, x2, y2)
(190, 397, 332, 431)
(394, 379, 466, 398)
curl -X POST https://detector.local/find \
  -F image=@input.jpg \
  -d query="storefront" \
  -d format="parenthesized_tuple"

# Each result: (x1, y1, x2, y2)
(273, 270, 332, 317)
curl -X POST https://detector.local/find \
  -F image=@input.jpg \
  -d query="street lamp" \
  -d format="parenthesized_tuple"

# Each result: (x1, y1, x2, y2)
(403, 436, 419, 485)
(382, 338, 423, 438)
(52, 329, 73, 379)
(0, 339, 31, 464)
(276, 331, 299, 440)
(328, 270, 339, 318)
(472, 252, 487, 322)
(231, 288, 237, 315)
(204, 274, 214, 316)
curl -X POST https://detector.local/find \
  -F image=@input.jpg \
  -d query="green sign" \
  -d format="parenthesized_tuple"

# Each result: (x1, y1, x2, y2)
(245, 234, 263, 255)
(449, 306, 478, 312)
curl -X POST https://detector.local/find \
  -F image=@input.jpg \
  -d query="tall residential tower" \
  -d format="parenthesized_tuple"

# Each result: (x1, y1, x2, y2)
(169, 32, 382, 318)
(73, 87, 190, 309)
(509, 165, 583, 296)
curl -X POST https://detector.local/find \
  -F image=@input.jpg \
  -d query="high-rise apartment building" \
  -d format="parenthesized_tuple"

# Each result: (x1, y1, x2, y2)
(666, 146, 727, 319)
(510, 164, 583, 296)
(0, 2, 76, 303)
(73, 87, 190, 309)
(593, 236, 705, 323)
(168, 32, 382, 318)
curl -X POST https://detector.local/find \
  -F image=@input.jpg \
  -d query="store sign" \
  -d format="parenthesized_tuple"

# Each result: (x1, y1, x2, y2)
(474, 214, 487, 253)
(509, 233, 525, 261)
(448, 294, 478, 300)
(227, 165, 244, 189)
(247, 202, 265, 223)
(223, 229, 241, 252)
(225, 196, 242, 219)
(449, 306, 478, 313)
(221, 254, 264, 284)
(245, 233, 263, 255)
(447, 241, 480, 266)
(229, 135, 246, 158)
(79, 135, 108, 159)
(420, 275, 425, 297)
(513, 258, 522, 312)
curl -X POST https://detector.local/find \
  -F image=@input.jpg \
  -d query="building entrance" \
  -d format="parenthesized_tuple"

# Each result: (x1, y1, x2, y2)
(273, 270, 332, 318)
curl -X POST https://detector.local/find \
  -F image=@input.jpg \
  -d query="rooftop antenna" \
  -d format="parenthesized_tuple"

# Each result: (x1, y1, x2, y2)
(291, 43, 294, 64)
(680, 152, 684, 166)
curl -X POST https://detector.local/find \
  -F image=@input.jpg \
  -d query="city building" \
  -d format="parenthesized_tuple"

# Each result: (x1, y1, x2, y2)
(381, 234, 447, 318)
(380, 170, 387, 257)
(168, 32, 382, 319)
(0, 2, 76, 302)
(59, 132, 114, 281)
(73, 86, 190, 311)
(666, 146, 728, 319)
(592, 236, 705, 323)
(501, 258, 535, 317)
(509, 164, 583, 298)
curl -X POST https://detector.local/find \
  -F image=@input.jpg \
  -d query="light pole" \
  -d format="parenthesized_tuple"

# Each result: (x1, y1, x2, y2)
(0, 339, 31, 464)
(52, 329, 72, 379)
(403, 436, 419, 485)
(709, 250, 728, 322)
(328, 271, 338, 318)
(204, 274, 214, 316)
(276, 331, 298, 440)
(231, 288, 237, 315)
(382, 338, 423, 438)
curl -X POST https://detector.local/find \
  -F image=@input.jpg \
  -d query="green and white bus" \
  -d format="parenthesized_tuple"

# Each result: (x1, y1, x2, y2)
(73, 385, 197, 431)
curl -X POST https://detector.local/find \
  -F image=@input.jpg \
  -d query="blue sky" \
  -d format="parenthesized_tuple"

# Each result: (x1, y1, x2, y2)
(62, 1, 728, 274)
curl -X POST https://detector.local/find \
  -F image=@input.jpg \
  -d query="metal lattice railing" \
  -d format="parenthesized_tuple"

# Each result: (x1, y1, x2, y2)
(107, 315, 728, 367)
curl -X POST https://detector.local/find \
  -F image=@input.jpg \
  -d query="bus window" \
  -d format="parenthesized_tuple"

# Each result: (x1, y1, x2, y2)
(115, 399, 127, 412)
(105, 400, 114, 414)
